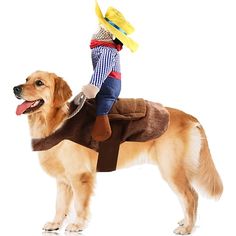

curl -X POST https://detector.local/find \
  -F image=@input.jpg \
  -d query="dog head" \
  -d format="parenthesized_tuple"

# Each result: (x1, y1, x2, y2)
(13, 71, 72, 115)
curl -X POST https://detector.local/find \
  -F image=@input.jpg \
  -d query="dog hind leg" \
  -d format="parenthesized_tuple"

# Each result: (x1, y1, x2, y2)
(171, 170, 198, 235)
(159, 163, 198, 235)
(153, 139, 198, 234)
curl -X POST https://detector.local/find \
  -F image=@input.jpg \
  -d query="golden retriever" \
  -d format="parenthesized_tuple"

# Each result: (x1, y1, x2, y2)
(13, 71, 223, 234)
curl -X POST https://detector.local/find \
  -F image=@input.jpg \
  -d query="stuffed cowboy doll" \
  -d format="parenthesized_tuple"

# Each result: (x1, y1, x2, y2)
(78, 1, 138, 142)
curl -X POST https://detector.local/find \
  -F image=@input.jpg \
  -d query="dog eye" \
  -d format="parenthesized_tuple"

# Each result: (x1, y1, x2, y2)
(35, 80, 44, 86)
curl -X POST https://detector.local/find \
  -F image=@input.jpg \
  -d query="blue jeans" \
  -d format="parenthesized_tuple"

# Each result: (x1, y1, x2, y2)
(95, 77, 121, 115)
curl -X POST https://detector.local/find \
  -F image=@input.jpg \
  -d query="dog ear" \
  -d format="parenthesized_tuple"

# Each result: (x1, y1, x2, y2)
(53, 75, 72, 107)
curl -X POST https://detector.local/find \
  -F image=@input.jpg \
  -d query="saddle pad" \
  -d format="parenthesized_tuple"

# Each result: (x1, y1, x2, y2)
(109, 98, 146, 120)
(85, 98, 146, 120)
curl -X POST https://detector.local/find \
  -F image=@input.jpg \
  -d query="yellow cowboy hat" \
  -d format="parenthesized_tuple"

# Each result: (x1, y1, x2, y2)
(95, 0, 138, 52)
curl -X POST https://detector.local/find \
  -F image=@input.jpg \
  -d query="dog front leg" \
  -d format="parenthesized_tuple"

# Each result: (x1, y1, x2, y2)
(43, 180, 73, 231)
(65, 172, 95, 232)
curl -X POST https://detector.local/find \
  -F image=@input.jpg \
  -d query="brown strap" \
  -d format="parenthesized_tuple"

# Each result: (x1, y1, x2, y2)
(96, 122, 122, 172)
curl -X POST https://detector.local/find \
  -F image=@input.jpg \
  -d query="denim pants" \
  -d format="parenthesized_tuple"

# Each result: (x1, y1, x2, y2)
(95, 77, 121, 115)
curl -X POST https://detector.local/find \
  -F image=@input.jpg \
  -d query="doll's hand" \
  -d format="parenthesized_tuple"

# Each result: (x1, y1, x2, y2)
(81, 84, 100, 99)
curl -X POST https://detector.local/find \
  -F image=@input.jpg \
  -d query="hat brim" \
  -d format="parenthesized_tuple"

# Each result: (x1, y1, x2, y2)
(95, 1, 138, 52)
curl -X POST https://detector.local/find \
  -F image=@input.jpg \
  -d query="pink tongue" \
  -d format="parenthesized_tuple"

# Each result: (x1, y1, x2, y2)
(16, 101, 34, 115)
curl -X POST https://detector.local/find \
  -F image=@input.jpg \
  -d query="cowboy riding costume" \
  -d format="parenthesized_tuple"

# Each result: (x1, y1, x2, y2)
(77, 0, 138, 142)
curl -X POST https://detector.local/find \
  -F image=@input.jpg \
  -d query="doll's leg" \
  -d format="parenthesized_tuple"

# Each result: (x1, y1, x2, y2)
(92, 77, 121, 141)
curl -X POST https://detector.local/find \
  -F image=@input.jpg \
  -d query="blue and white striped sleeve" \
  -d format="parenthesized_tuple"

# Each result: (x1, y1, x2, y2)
(89, 48, 116, 88)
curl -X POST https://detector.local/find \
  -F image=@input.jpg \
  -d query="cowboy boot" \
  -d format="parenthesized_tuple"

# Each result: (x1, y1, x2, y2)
(92, 115, 112, 142)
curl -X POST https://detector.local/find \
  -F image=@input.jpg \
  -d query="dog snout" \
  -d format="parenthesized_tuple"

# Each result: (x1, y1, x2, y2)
(13, 85, 22, 98)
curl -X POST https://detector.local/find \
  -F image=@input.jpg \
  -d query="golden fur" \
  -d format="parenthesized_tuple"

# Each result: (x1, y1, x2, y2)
(16, 71, 223, 234)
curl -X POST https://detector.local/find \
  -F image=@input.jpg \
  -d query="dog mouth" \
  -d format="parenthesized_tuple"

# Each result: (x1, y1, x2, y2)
(16, 99, 44, 115)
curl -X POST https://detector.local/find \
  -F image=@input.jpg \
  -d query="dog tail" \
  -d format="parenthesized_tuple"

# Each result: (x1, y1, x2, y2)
(196, 126, 223, 199)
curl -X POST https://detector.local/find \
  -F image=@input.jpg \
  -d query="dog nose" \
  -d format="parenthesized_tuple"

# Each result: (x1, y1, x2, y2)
(13, 85, 22, 96)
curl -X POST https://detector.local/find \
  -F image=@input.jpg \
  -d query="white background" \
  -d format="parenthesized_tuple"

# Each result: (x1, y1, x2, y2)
(0, 0, 236, 235)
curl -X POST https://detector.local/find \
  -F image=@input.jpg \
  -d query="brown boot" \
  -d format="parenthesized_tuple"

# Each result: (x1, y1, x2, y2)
(92, 115, 112, 142)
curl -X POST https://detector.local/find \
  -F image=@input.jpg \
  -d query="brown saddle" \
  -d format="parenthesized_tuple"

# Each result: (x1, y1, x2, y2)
(32, 98, 169, 172)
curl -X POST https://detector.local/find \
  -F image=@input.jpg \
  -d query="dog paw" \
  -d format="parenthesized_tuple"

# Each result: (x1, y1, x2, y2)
(174, 226, 192, 235)
(43, 222, 61, 231)
(65, 223, 84, 232)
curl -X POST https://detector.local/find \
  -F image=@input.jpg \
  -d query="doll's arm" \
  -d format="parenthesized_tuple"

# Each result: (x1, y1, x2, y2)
(82, 48, 116, 99)
(89, 48, 116, 88)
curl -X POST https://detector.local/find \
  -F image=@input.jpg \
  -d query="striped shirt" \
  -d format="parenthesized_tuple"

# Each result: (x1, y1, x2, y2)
(90, 46, 121, 88)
